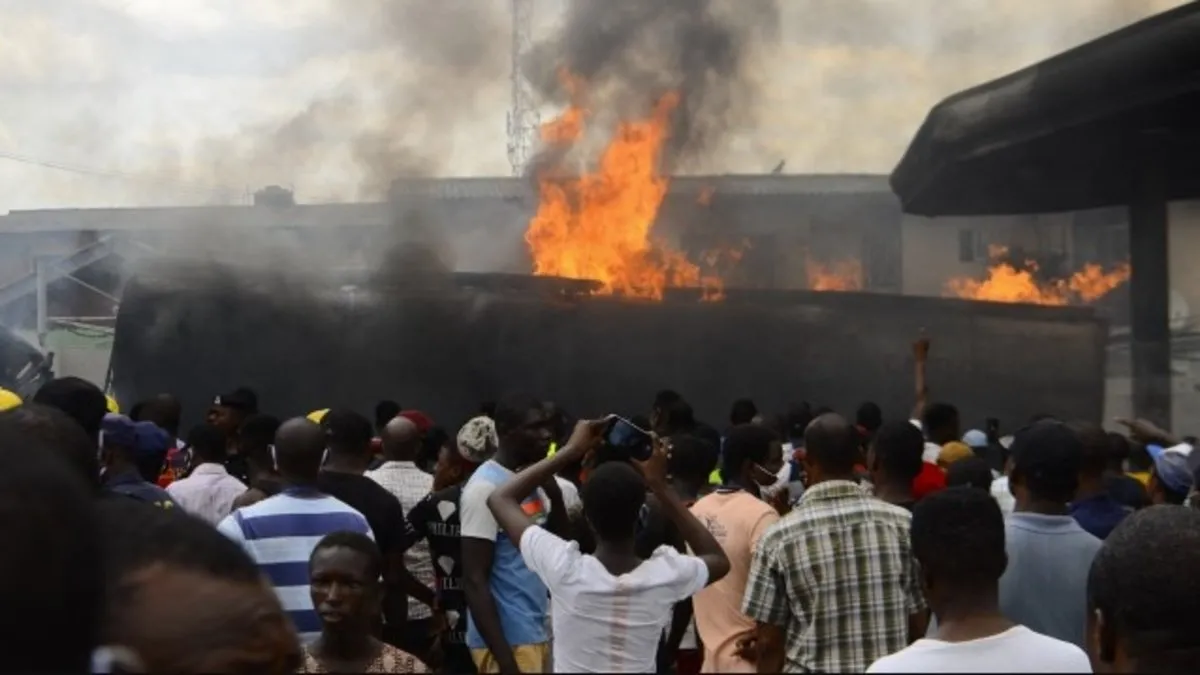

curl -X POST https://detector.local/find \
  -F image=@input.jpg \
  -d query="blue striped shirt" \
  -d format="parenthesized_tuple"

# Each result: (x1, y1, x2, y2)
(217, 488, 374, 643)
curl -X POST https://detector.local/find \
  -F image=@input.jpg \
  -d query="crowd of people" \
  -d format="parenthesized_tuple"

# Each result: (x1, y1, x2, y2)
(2, 337, 1199, 674)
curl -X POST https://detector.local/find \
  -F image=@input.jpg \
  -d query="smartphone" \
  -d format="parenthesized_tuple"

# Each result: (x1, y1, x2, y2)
(604, 415, 654, 462)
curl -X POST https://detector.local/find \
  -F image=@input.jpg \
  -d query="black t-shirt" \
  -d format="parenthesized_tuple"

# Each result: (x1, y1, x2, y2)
(407, 483, 469, 650)
(316, 471, 418, 629)
(224, 454, 251, 485)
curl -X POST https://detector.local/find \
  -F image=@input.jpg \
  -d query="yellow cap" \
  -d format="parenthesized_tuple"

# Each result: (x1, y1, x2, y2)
(307, 409, 329, 424)
(937, 441, 975, 469)
(105, 394, 120, 414)
(0, 388, 22, 412)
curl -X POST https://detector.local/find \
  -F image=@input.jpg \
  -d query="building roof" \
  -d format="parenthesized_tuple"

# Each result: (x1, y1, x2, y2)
(0, 174, 892, 234)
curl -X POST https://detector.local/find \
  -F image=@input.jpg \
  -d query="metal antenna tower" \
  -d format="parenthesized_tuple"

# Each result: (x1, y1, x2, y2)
(506, 0, 540, 176)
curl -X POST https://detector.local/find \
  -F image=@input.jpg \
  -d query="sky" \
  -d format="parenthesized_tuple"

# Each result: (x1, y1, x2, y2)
(0, 0, 1187, 211)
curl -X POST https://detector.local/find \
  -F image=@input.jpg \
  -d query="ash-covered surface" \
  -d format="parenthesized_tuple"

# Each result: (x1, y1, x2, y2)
(111, 259, 1106, 430)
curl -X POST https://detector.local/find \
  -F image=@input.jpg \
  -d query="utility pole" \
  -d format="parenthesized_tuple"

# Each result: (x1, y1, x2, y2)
(506, 0, 540, 176)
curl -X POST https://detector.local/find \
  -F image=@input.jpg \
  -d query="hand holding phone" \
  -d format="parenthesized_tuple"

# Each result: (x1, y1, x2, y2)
(604, 415, 655, 462)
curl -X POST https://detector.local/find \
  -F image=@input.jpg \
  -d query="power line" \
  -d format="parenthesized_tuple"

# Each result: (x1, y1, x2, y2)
(0, 148, 239, 199)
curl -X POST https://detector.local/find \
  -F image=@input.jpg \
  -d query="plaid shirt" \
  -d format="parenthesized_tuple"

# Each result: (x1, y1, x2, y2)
(366, 460, 435, 620)
(742, 480, 925, 673)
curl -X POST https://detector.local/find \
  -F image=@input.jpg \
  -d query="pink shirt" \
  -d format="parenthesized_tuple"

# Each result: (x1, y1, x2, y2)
(165, 463, 247, 525)
(690, 490, 780, 673)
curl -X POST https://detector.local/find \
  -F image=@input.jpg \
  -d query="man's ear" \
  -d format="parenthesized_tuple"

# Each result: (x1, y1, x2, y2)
(1088, 607, 1117, 666)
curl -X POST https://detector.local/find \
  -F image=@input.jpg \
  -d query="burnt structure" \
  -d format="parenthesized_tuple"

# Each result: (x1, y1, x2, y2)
(111, 259, 1107, 432)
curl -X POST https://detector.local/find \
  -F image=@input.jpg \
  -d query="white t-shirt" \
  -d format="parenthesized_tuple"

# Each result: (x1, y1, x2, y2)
(867, 625, 1092, 673)
(519, 526, 709, 673)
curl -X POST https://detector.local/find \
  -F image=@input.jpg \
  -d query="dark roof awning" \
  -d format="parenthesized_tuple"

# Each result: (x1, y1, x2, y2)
(890, 3, 1200, 216)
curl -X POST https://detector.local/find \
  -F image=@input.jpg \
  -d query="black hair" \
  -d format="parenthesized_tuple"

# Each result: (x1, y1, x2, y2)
(321, 409, 374, 457)
(784, 402, 813, 440)
(945, 457, 995, 491)
(1088, 506, 1200, 673)
(912, 486, 1007, 587)
(419, 426, 449, 474)
(720, 424, 776, 481)
(804, 414, 860, 475)
(871, 420, 925, 483)
(1127, 443, 1153, 472)
(137, 394, 183, 438)
(0, 428, 102, 675)
(0, 403, 101, 492)
(1012, 421, 1082, 503)
(581, 461, 647, 541)
(238, 414, 281, 468)
(1107, 432, 1132, 472)
(658, 399, 696, 435)
(1070, 422, 1111, 476)
(692, 422, 722, 458)
(373, 400, 401, 432)
(187, 423, 229, 464)
(667, 434, 719, 486)
(479, 401, 496, 418)
(311, 531, 383, 582)
(654, 389, 683, 410)
(493, 392, 542, 437)
(856, 402, 883, 433)
(921, 403, 960, 436)
(729, 398, 758, 426)
(755, 413, 786, 439)
(32, 376, 108, 442)
(231, 386, 259, 414)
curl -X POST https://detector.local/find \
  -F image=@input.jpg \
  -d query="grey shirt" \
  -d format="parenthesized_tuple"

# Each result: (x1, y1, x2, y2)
(999, 512, 1103, 648)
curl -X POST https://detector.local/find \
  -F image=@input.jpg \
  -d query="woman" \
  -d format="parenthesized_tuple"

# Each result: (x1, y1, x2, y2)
(298, 532, 427, 674)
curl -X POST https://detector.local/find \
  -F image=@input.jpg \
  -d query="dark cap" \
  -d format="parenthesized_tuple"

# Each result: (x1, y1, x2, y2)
(1009, 421, 1082, 498)
(101, 414, 171, 458)
(212, 388, 257, 414)
(320, 409, 373, 449)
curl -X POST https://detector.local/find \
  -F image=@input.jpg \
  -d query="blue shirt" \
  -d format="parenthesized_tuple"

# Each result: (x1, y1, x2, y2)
(459, 460, 550, 649)
(999, 512, 1102, 649)
(104, 469, 178, 509)
(217, 488, 373, 643)
(1070, 494, 1133, 540)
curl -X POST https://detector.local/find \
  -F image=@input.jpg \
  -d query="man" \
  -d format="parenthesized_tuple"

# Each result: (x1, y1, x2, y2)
(217, 417, 373, 643)
(166, 423, 247, 524)
(460, 393, 567, 673)
(1087, 506, 1200, 674)
(867, 488, 1090, 673)
(98, 497, 302, 674)
(868, 420, 926, 511)
(133, 394, 187, 487)
(408, 416, 501, 675)
(690, 425, 781, 673)
(231, 414, 284, 509)
(33, 375, 108, 444)
(1146, 443, 1194, 505)
(744, 413, 926, 673)
(1069, 422, 1133, 540)
(999, 421, 1101, 649)
(367, 415, 439, 654)
(315, 409, 420, 653)
(371, 399, 402, 467)
(1102, 433, 1150, 510)
(729, 398, 758, 427)
(0, 403, 103, 496)
(100, 414, 178, 509)
(944, 457, 994, 491)
(207, 387, 258, 483)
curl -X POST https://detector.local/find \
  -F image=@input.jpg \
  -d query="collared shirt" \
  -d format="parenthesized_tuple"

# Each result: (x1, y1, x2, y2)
(743, 480, 925, 673)
(166, 462, 247, 525)
(105, 469, 178, 510)
(366, 460, 435, 620)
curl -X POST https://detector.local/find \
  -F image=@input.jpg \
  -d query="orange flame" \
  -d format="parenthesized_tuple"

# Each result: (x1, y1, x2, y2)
(525, 74, 721, 300)
(946, 248, 1130, 305)
(807, 258, 864, 292)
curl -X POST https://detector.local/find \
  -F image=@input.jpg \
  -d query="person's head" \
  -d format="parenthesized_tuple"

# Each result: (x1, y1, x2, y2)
(911, 486, 1007, 615)
(945, 456, 995, 491)
(309, 531, 384, 639)
(729, 398, 758, 427)
(580, 461, 646, 543)
(1008, 420, 1083, 508)
(1146, 446, 1193, 505)
(435, 416, 498, 489)
(721, 424, 779, 489)
(186, 423, 229, 465)
(419, 425, 449, 474)
(803, 413, 859, 485)
(784, 402, 814, 443)
(855, 401, 883, 435)
(135, 394, 182, 439)
(666, 433, 719, 490)
(101, 414, 172, 482)
(206, 387, 258, 437)
(492, 392, 553, 466)
(273, 418, 327, 485)
(32, 376, 108, 443)
(1070, 422, 1112, 484)
(1127, 442, 1153, 473)
(0, 402, 101, 492)
(380, 415, 421, 463)
(321, 409, 374, 466)
(961, 429, 989, 451)
(238, 414, 281, 475)
(97, 499, 299, 674)
(651, 389, 683, 429)
(653, 395, 695, 436)
(1087, 506, 1200, 674)
(869, 420, 925, 488)
(373, 400, 401, 434)
(0, 426, 103, 675)
(921, 402, 961, 445)
(1107, 432, 1133, 473)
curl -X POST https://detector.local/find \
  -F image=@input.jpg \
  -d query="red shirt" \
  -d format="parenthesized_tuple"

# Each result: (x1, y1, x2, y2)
(912, 461, 946, 500)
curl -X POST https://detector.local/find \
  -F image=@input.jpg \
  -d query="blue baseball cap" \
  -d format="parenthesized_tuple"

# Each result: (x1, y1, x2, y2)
(962, 429, 988, 449)
(101, 414, 171, 458)
(1147, 444, 1195, 496)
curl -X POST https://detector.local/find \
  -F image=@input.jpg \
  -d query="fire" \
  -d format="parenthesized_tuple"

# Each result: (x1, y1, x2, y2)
(525, 74, 721, 300)
(947, 248, 1130, 305)
(807, 258, 864, 292)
